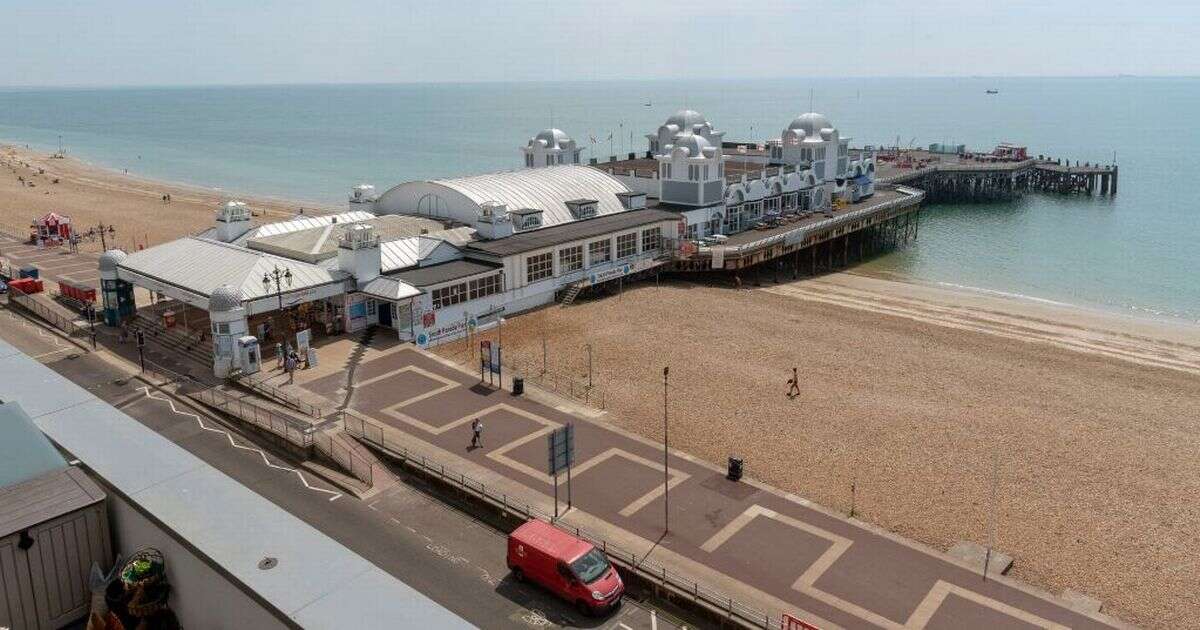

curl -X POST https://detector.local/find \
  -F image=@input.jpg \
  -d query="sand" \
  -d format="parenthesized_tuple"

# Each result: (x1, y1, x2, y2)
(0, 144, 334, 250)
(4, 142, 1195, 627)
(440, 274, 1200, 629)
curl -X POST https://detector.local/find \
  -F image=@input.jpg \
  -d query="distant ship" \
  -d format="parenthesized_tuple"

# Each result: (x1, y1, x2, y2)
(986, 89, 999, 94)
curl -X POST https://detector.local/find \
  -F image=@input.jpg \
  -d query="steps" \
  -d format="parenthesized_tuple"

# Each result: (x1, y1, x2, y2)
(132, 311, 212, 366)
(558, 282, 584, 307)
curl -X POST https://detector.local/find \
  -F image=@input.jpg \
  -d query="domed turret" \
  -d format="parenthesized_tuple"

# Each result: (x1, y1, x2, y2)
(531, 129, 572, 150)
(98, 249, 128, 273)
(664, 109, 709, 131)
(666, 132, 715, 158)
(209, 284, 243, 312)
(522, 128, 581, 167)
(648, 109, 724, 157)
(787, 112, 834, 137)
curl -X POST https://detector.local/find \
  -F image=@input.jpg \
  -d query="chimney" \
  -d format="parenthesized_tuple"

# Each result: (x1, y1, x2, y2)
(474, 202, 514, 240)
(349, 184, 377, 212)
(337, 223, 381, 285)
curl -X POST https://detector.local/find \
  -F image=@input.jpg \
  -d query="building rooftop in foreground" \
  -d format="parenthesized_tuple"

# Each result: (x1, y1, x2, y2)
(0, 338, 472, 629)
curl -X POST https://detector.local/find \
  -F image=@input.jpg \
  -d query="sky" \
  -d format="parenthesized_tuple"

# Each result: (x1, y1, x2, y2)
(4, 0, 1199, 87)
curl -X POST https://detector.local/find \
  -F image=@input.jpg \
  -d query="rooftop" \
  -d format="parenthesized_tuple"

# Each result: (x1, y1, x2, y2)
(247, 215, 453, 262)
(389, 260, 500, 288)
(464, 208, 680, 258)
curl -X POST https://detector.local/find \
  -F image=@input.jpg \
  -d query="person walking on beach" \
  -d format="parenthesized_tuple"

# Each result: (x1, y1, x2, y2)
(470, 418, 483, 449)
(787, 367, 801, 399)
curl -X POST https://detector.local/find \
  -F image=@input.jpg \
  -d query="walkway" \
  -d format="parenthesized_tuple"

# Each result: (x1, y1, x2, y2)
(295, 340, 1129, 630)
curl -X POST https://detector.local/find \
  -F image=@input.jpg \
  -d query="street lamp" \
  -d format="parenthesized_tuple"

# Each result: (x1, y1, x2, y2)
(262, 266, 293, 340)
(497, 317, 505, 387)
(663, 365, 669, 535)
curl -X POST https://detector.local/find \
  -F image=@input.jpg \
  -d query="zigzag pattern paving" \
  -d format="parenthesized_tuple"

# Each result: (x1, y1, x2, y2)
(302, 346, 1124, 630)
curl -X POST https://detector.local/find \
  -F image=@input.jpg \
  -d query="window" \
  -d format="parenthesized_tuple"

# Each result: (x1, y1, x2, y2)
(665, 163, 672, 179)
(431, 282, 468, 310)
(718, 162, 724, 178)
(817, 147, 826, 160)
(559, 245, 583, 273)
(588, 239, 611, 265)
(703, 165, 710, 180)
(545, 155, 552, 166)
(685, 223, 698, 240)
(367, 300, 377, 316)
(688, 165, 699, 181)
(467, 273, 502, 300)
(641, 227, 661, 252)
(517, 214, 541, 230)
(557, 154, 564, 164)
(526, 252, 554, 283)
(525, 154, 533, 167)
(616, 233, 637, 258)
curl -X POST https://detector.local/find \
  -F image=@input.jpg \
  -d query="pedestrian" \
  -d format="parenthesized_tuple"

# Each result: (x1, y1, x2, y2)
(284, 352, 296, 384)
(275, 342, 284, 369)
(787, 367, 801, 399)
(470, 418, 483, 448)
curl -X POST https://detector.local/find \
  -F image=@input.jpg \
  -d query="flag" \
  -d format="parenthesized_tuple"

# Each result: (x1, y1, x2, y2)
(606, 132, 613, 141)
(589, 134, 597, 144)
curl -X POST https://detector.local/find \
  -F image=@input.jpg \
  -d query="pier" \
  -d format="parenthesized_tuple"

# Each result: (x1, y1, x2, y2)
(877, 149, 1117, 202)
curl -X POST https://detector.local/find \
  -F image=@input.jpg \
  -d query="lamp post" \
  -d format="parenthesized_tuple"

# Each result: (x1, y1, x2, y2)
(663, 365, 670, 535)
(497, 317, 505, 388)
(585, 343, 593, 389)
(262, 265, 293, 341)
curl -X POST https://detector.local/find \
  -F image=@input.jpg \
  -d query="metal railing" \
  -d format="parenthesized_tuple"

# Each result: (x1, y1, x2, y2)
(239, 370, 324, 419)
(503, 354, 606, 410)
(311, 424, 376, 486)
(6, 284, 94, 343)
(343, 413, 785, 630)
(139, 359, 315, 449)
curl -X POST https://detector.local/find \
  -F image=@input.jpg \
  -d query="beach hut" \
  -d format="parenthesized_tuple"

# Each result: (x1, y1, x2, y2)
(30, 211, 72, 245)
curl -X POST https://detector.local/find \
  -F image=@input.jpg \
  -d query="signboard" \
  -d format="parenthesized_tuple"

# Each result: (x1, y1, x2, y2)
(547, 423, 575, 476)
(584, 258, 660, 288)
(480, 340, 500, 375)
(295, 328, 311, 356)
(711, 246, 725, 269)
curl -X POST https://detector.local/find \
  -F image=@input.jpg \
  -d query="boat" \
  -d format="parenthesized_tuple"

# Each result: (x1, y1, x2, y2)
(644, 101, 652, 107)
(986, 89, 999, 94)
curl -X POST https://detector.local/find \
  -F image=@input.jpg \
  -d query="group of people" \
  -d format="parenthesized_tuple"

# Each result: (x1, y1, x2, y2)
(276, 342, 306, 383)
(160, 193, 172, 204)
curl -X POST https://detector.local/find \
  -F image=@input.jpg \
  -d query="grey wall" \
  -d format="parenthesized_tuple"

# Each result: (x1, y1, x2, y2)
(703, 181, 723, 204)
(661, 181, 698, 205)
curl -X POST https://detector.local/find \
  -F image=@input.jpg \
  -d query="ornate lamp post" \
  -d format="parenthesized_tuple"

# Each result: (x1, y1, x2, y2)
(262, 266, 293, 340)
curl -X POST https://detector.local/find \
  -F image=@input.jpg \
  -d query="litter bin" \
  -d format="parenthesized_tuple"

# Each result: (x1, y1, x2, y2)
(512, 377, 524, 396)
(727, 456, 743, 482)
(19, 265, 38, 279)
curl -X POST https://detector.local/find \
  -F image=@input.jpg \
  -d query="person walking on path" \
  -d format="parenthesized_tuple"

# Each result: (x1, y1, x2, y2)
(787, 367, 801, 399)
(284, 352, 296, 385)
(470, 418, 483, 449)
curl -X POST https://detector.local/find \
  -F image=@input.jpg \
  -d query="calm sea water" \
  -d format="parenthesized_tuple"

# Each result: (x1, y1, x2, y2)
(1, 78, 1196, 322)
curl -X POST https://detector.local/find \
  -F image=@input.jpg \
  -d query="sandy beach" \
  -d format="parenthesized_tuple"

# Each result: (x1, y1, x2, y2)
(3, 142, 1197, 627)
(441, 273, 1200, 629)
(0, 143, 334, 250)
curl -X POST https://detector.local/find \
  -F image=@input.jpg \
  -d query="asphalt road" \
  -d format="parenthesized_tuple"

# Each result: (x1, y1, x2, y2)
(0, 303, 690, 630)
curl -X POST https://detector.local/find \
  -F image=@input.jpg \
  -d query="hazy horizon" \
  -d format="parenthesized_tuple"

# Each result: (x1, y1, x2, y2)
(6, 1, 1198, 88)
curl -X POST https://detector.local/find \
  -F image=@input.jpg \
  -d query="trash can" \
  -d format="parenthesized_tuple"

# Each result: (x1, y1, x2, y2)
(727, 456, 743, 482)
(512, 377, 524, 396)
(19, 265, 38, 279)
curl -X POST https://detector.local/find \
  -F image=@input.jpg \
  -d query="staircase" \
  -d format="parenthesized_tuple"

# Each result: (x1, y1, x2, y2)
(559, 282, 584, 307)
(132, 311, 213, 367)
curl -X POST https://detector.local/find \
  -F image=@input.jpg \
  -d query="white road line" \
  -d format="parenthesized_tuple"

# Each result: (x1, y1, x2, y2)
(138, 386, 343, 501)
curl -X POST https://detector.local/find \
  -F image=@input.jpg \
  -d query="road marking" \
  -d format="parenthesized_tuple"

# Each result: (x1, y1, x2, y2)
(138, 386, 343, 501)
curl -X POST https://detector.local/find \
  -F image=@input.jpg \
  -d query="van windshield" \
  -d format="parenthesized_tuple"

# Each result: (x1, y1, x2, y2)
(570, 548, 610, 584)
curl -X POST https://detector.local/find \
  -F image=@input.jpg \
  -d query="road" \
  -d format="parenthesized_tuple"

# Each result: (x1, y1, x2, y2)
(0, 302, 690, 630)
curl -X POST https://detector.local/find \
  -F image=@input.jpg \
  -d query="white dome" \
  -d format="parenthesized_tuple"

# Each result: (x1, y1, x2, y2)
(664, 109, 709, 130)
(531, 128, 572, 150)
(98, 249, 128, 272)
(788, 112, 834, 137)
(209, 284, 243, 312)
(667, 132, 713, 157)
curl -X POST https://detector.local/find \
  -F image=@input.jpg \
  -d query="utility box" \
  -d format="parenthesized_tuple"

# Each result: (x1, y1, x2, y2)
(236, 335, 262, 376)
(1, 402, 112, 630)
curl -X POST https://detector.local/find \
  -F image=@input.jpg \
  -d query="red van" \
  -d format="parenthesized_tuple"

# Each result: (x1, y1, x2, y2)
(507, 520, 624, 615)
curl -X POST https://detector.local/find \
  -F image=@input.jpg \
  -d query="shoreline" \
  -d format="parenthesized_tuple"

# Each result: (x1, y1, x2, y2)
(2, 139, 1195, 337)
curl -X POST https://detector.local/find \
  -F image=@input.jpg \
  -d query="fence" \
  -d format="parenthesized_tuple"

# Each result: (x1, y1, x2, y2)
(503, 353, 607, 410)
(139, 358, 315, 449)
(239, 370, 324, 419)
(311, 423, 376, 487)
(6, 284, 95, 345)
(343, 413, 785, 630)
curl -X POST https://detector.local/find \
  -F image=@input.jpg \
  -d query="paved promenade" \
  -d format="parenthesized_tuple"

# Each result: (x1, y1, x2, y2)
(289, 336, 1129, 630)
(0, 231, 102, 287)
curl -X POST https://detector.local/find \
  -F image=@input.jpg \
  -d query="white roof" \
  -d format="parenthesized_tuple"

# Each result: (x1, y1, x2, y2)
(233, 210, 376, 245)
(360, 276, 422, 301)
(430, 165, 629, 228)
(118, 237, 347, 306)
(379, 236, 461, 273)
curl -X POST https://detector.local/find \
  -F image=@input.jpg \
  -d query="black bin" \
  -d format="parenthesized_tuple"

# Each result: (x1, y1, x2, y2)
(727, 456, 743, 482)
(512, 377, 524, 396)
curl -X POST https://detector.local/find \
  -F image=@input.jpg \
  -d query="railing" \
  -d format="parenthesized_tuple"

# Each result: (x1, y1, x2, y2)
(497, 352, 607, 410)
(343, 413, 785, 630)
(140, 359, 314, 449)
(239, 370, 324, 419)
(6, 284, 94, 344)
(311, 423, 376, 486)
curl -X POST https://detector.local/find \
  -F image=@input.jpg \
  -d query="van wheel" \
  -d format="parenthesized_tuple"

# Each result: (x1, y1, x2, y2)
(510, 567, 524, 582)
(575, 600, 593, 617)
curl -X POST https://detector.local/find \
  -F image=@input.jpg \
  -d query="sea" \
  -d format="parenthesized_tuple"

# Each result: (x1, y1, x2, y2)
(0, 78, 1196, 323)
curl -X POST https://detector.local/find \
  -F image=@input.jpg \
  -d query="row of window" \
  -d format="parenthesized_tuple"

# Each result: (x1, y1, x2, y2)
(524, 153, 579, 167)
(526, 227, 663, 284)
(660, 162, 723, 180)
(431, 272, 504, 310)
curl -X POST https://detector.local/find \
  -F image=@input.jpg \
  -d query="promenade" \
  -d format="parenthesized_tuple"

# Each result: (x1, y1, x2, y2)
(284, 335, 1130, 630)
